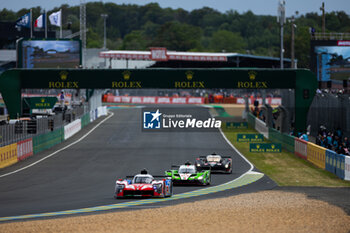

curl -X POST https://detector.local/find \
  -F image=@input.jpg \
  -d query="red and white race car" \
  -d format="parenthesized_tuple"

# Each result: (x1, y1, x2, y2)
(114, 169, 173, 198)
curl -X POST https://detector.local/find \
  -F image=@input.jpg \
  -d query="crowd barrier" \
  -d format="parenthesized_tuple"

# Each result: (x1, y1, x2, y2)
(0, 106, 108, 170)
(0, 143, 17, 169)
(307, 143, 326, 169)
(345, 156, 350, 181)
(246, 113, 350, 181)
(326, 150, 336, 174)
(105, 95, 204, 104)
(17, 138, 33, 161)
(295, 138, 308, 160)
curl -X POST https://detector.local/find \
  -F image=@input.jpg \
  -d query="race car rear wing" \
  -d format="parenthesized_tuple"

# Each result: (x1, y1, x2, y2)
(124, 175, 171, 180)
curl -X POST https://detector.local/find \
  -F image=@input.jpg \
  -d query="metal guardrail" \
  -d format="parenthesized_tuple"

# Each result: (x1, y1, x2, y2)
(0, 105, 88, 147)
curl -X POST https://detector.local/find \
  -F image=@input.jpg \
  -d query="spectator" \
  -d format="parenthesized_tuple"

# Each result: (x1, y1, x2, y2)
(338, 143, 346, 155)
(344, 137, 350, 149)
(59, 91, 65, 107)
(326, 133, 333, 149)
(300, 131, 309, 141)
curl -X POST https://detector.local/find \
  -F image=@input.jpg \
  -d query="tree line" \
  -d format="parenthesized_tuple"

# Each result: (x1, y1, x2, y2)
(1, 2, 350, 68)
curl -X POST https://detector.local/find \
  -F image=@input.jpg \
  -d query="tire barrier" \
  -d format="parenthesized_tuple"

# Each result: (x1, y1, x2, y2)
(17, 138, 33, 161)
(0, 143, 17, 169)
(247, 113, 350, 181)
(295, 138, 308, 160)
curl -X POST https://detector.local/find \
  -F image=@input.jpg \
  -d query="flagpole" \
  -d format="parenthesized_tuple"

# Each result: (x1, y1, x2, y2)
(30, 9, 33, 38)
(45, 10, 47, 38)
(60, 9, 62, 38)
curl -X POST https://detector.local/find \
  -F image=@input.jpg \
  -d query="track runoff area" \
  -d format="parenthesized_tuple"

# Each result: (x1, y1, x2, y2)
(0, 106, 274, 222)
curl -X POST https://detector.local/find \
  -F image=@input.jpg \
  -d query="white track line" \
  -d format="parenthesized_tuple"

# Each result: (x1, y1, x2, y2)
(219, 127, 254, 172)
(0, 112, 114, 178)
(206, 105, 255, 175)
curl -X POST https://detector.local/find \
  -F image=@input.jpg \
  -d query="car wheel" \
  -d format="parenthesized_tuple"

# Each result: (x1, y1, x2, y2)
(207, 175, 211, 185)
(168, 182, 173, 197)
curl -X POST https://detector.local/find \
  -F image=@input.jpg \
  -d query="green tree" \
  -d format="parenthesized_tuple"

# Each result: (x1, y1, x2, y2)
(209, 30, 246, 52)
(152, 21, 202, 51)
(121, 30, 148, 50)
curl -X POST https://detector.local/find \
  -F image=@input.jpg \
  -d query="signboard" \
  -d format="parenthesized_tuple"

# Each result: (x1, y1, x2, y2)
(23, 97, 58, 109)
(226, 122, 248, 129)
(17, 38, 82, 68)
(150, 47, 168, 61)
(249, 143, 282, 153)
(237, 134, 264, 142)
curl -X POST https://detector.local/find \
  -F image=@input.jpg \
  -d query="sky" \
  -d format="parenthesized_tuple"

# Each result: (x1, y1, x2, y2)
(1, 0, 350, 17)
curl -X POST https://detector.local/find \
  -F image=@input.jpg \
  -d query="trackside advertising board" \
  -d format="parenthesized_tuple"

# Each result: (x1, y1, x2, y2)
(250, 143, 282, 153)
(0, 143, 18, 169)
(17, 138, 33, 160)
(106, 96, 204, 104)
(237, 134, 263, 142)
(64, 119, 81, 140)
(226, 122, 248, 129)
(345, 156, 350, 181)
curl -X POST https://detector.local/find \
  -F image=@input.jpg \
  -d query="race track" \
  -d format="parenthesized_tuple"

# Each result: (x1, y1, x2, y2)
(0, 106, 275, 219)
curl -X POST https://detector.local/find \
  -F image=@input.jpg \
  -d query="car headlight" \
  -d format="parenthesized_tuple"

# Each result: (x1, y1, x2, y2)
(197, 164, 201, 167)
(116, 184, 125, 193)
(198, 175, 203, 180)
(225, 164, 229, 168)
(116, 184, 125, 189)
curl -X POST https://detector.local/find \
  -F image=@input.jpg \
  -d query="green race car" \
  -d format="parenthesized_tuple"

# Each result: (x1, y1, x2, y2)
(165, 162, 211, 185)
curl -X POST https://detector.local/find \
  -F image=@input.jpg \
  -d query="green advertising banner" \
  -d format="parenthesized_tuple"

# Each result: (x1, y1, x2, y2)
(23, 97, 58, 109)
(226, 122, 248, 129)
(249, 143, 282, 153)
(237, 134, 264, 142)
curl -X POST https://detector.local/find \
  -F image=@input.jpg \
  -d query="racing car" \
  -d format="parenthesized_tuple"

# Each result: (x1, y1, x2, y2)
(195, 153, 232, 173)
(114, 169, 173, 199)
(165, 162, 211, 185)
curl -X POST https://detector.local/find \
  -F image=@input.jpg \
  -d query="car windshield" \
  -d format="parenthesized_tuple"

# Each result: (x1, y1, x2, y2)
(133, 176, 153, 184)
(178, 167, 196, 174)
(207, 155, 221, 162)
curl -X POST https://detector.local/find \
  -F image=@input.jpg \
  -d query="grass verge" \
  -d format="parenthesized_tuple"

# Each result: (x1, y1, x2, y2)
(223, 127, 350, 187)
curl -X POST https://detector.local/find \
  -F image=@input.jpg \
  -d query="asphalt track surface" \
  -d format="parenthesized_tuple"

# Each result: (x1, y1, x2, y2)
(0, 106, 276, 219)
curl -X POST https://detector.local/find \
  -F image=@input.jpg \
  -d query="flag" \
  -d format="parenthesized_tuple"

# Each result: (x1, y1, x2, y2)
(34, 13, 45, 28)
(16, 12, 31, 28)
(49, 10, 61, 27)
